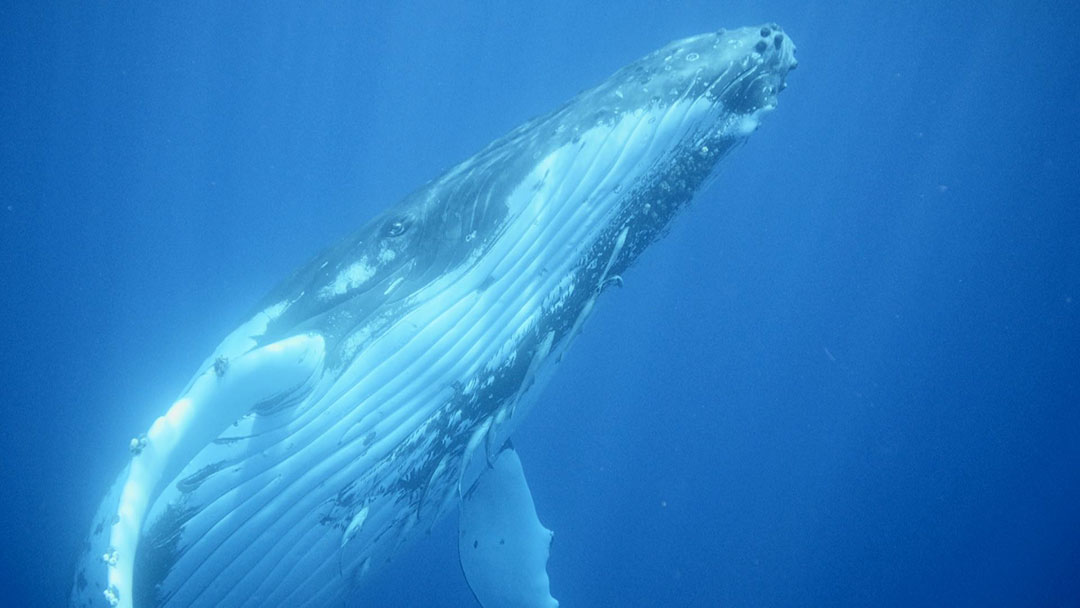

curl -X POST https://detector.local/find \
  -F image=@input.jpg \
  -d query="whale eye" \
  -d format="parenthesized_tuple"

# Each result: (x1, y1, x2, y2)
(384, 216, 411, 237)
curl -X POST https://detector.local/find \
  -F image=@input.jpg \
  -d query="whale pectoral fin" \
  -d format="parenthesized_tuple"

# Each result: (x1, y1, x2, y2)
(458, 444, 558, 608)
(88, 333, 326, 608)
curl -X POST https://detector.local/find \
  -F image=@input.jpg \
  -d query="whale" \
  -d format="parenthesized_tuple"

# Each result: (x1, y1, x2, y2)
(72, 24, 797, 608)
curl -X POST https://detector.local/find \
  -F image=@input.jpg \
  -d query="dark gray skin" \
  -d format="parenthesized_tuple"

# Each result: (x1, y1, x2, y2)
(72, 25, 797, 607)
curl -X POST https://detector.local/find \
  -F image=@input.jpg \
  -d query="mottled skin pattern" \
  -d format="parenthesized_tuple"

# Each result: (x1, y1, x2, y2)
(73, 24, 796, 607)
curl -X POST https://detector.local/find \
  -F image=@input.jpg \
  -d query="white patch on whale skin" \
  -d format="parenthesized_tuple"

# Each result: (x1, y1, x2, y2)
(322, 258, 377, 299)
(377, 246, 396, 264)
(340, 506, 369, 548)
(717, 105, 773, 138)
(384, 276, 405, 296)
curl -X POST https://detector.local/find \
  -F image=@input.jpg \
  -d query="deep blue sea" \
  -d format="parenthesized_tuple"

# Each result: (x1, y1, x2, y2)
(2, 2, 1078, 606)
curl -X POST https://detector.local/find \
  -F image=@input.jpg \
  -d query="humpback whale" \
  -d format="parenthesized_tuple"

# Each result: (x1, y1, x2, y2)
(72, 24, 797, 608)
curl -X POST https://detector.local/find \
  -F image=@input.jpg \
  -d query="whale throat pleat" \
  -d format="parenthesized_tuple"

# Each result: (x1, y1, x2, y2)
(140, 100, 711, 606)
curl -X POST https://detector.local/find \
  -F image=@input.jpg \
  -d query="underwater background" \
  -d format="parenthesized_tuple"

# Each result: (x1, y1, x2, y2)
(2, 1, 1078, 606)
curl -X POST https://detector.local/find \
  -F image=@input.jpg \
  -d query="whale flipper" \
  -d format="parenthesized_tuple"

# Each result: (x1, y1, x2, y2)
(72, 332, 327, 608)
(459, 445, 557, 608)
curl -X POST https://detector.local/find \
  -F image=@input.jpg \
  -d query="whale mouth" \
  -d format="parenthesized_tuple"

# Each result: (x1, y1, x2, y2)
(750, 24, 798, 108)
(707, 24, 797, 116)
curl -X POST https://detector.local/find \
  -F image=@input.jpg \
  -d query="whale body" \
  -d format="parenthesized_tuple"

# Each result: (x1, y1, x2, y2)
(72, 24, 797, 608)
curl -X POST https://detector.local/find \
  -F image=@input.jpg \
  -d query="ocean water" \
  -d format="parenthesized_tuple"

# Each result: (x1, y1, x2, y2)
(2, 1, 1078, 606)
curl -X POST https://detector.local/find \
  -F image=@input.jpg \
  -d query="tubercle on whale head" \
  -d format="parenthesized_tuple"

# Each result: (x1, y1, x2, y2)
(589, 24, 798, 120)
(703, 24, 798, 115)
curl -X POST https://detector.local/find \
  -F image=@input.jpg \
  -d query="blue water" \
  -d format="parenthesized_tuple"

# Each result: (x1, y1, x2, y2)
(2, 2, 1078, 606)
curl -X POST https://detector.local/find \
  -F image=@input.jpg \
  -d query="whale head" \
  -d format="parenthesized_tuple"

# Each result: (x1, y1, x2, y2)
(250, 25, 798, 364)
